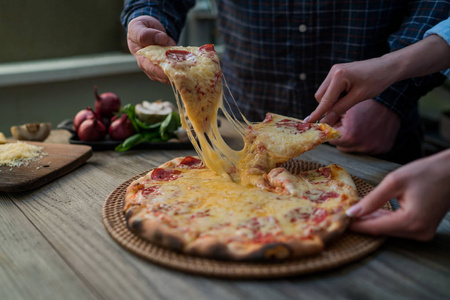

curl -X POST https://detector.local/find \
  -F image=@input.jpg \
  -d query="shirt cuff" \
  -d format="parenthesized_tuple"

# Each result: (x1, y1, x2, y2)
(424, 19, 450, 79)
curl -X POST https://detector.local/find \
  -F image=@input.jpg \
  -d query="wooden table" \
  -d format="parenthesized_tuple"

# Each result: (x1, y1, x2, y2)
(2, 121, 449, 300)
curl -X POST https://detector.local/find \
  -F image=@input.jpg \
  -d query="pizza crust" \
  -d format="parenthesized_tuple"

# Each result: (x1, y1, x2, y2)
(124, 156, 359, 261)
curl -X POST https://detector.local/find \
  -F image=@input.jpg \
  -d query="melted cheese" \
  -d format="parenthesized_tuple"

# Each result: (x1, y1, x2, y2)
(138, 45, 340, 185)
(127, 160, 359, 245)
(0, 141, 43, 167)
(128, 45, 359, 253)
(139, 45, 244, 180)
(132, 166, 330, 243)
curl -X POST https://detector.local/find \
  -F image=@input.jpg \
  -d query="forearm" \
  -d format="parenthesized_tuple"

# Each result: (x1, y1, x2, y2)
(384, 34, 450, 83)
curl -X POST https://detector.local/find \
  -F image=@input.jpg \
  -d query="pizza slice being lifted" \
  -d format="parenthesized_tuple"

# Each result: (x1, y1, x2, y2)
(138, 45, 341, 185)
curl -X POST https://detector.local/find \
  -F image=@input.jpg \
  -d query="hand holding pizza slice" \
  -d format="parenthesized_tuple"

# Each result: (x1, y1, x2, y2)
(124, 44, 360, 261)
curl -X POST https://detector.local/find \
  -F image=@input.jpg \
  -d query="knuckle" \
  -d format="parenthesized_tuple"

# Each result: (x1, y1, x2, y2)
(137, 31, 148, 46)
(383, 172, 402, 188)
(330, 64, 345, 74)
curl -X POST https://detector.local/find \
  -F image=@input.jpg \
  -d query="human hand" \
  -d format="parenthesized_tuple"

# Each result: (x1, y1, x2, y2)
(347, 149, 450, 241)
(305, 57, 397, 124)
(127, 15, 176, 84)
(328, 100, 400, 154)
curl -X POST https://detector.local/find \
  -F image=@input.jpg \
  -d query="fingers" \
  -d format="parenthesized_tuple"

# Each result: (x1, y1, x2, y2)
(308, 68, 359, 124)
(135, 56, 171, 84)
(349, 209, 406, 237)
(128, 16, 171, 47)
(305, 74, 337, 123)
(347, 173, 403, 218)
(127, 16, 176, 84)
(349, 208, 437, 241)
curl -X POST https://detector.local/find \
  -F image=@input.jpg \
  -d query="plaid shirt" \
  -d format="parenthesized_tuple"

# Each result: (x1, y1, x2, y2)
(121, 0, 449, 131)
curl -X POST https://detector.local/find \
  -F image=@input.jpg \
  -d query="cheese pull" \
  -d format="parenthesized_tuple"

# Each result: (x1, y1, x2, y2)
(138, 45, 341, 185)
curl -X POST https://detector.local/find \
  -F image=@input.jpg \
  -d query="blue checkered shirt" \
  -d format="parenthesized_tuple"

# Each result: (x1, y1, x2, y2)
(121, 0, 449, 138)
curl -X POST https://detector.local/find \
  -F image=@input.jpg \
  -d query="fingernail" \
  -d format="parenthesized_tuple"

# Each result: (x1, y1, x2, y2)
(303, 116, 311, 123)
(346, 204, 362, 217)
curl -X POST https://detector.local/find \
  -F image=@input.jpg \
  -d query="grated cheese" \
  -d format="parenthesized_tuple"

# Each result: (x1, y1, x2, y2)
(0, 141, 43, 167)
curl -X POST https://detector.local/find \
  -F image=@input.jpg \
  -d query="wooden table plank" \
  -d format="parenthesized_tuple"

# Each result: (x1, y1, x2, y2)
(0, 193, 97, 300)
(1, 124, 449, 300)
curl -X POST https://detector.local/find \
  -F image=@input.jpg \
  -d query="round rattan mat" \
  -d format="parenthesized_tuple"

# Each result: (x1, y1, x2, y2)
(102, 159, 391, 279)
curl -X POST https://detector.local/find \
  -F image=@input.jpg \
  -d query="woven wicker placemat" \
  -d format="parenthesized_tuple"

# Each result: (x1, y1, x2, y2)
(102, 159, 390, 279)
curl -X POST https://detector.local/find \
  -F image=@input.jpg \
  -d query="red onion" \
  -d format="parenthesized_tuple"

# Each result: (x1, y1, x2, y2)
(73, 107, 95, 131)
(108, 114, 136, 141)
(77, 118, 107, 141)
(94, 111, 111, 130)
(94, 86, 121, 118)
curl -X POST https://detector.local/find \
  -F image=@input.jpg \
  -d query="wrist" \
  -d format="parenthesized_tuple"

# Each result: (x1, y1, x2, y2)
(380, 51, 409, 83)
(376, 53, 404, 87)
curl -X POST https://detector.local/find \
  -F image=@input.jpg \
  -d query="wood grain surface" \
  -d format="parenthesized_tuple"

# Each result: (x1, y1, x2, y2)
(0, 141, 92, 192)
(1, 122, 449, 300)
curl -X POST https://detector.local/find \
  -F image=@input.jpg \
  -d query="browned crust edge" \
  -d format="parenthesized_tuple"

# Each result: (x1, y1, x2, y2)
(123, 156, 357, 261)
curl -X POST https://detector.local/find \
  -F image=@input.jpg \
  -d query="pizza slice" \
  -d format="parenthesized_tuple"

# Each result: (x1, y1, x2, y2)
(138, 44, 222, 133)
(138, 44, 235, 178)
(238, 113, 341, 185)
(138, 44, 342, 186)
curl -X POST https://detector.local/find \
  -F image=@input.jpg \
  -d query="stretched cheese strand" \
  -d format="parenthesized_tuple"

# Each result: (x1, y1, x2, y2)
(138, 45, 340, 185)
(170, 79, 244, 181)
(139, 44, 246, 181)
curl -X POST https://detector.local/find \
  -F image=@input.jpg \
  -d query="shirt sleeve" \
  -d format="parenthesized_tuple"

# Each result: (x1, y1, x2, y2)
(374, 1, 449, 122)
(120, 0, 196, 42)
(424, 17, 450, 79)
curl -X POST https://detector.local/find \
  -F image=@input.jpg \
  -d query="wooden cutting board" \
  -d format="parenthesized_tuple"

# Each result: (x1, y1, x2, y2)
(0, 141, 92, 192)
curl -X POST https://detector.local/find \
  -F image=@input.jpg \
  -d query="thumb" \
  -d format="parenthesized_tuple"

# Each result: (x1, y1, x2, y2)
(346, 173, 403, 218)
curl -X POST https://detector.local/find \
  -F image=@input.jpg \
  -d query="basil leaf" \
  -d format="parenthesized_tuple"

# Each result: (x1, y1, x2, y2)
(135, 118, 163, 130)
(115, 133, 142, 152)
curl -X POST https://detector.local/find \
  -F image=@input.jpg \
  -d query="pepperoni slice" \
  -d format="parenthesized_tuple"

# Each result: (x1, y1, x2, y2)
(318, 167, 332, 178)
(141, 185, 161, 197)
(179, 156, 204, 168)
(311, 208, 328, 223)
(263, 113, 274, 123)
(305, 190, 339, 203)
(199, 44, 215, 52)
(276, 119, 311, 133)
(151, 168, 182, 181)
(165, 49, 192, 62)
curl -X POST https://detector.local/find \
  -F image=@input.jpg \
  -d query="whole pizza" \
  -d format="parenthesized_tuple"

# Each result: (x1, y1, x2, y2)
(124, 156, 359, 261)
(123, 44, 360, 261)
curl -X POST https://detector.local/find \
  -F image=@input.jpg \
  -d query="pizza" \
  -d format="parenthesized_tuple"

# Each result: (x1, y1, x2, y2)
(137, 45, 341, 183)
(124, 156, 359, 261)
(125, 44, 359, 261)
(138, 44, 222, 133)
(238, 112, 341, 186)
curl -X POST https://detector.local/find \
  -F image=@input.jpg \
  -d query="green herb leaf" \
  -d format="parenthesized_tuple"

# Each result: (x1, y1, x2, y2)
(160, 112, 180, 141)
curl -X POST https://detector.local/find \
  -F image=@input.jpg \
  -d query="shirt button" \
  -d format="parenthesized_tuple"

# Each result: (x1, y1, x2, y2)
(299, 73, 307, 81)
(299, 24, 307, 32)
